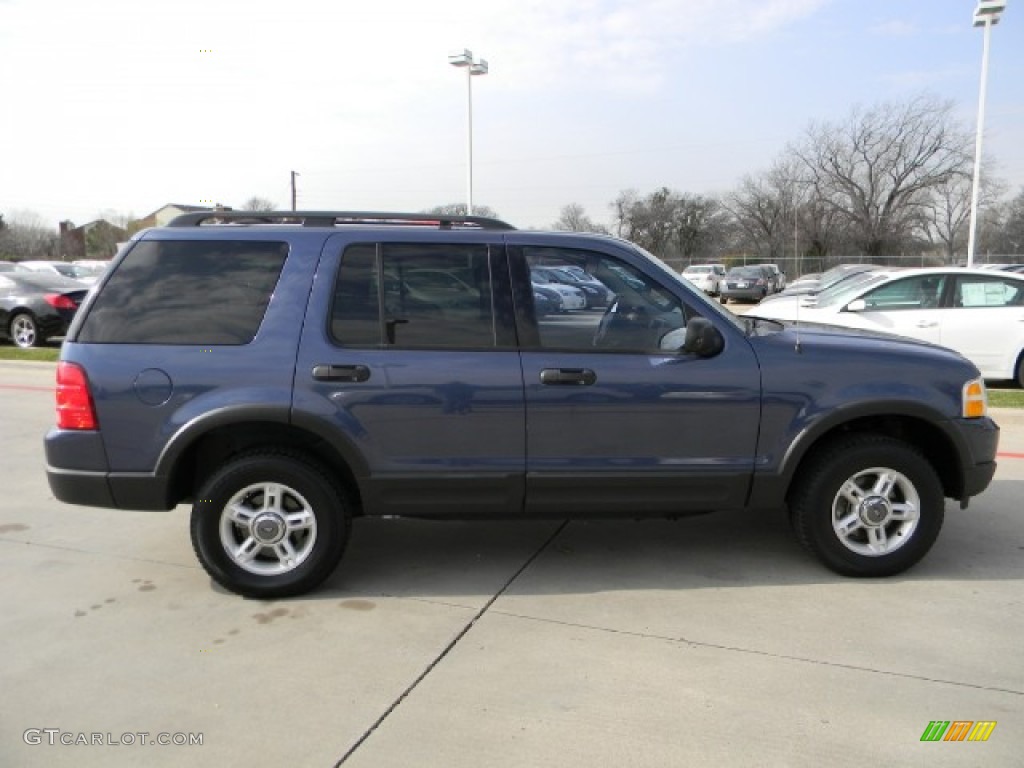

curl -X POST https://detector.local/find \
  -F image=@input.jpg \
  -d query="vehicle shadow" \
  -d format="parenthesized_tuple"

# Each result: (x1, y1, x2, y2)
(303, 478, 1024, 601)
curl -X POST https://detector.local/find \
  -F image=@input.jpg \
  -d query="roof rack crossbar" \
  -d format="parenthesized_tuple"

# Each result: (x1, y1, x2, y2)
(165, 210, 515, 230)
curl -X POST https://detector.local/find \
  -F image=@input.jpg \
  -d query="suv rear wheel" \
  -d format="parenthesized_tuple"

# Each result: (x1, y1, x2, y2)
(190, 451, 351, 598)
(790, 435, 943, 577)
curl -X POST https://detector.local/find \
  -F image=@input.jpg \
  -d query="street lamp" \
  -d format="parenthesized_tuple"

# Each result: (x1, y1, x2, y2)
(448, 49, 489, 215)
(966, 0, 1007, 267)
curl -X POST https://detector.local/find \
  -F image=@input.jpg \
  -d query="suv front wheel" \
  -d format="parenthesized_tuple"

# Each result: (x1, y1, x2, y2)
(190, 451, 351, 598)
(789, 435, 944, 577)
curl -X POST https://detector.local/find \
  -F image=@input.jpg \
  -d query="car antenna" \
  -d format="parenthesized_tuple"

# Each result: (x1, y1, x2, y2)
(794, 283, 802, 354)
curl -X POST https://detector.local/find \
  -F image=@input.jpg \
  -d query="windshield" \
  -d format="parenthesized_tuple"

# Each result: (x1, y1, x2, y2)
(728, 267, 762, 278)
(813, 271, 890, 308)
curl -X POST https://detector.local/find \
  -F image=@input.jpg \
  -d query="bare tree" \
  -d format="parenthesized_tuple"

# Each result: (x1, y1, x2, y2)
(791, 95, 973, 256)
(926, 162, 1008, 263)
(424, 203, 501, 219)
(671, 193, 731, 265)
(980, 187, 1024, 256)
(611, 188, 677, 258)
(611, 188, 730, 268)
(0, 210, 59, 261)
(553, 203, 608, 233)
(725, 172, 788, 261)
(242, 197, 277, 211)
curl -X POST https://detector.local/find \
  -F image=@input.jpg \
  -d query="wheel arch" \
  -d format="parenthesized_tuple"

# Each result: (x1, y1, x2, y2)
(781, 411, 965, 503)
(161, 419, 367, 515)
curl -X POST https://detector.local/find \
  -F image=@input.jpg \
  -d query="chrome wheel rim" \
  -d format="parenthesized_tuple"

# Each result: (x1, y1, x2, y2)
(831, 467, 920, 557)
(219, 482, 317, 575)
(12, 316, 37, 348)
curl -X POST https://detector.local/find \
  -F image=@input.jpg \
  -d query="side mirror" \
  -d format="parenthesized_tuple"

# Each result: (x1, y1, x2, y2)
(681, 317, 724, 358)
(845, 299, 867, 312)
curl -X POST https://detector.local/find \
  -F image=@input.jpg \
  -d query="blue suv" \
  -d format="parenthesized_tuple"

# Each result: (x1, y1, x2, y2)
(45, 211, 999, 597)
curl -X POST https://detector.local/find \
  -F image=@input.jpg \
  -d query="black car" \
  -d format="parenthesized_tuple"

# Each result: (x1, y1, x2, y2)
(720, 266, 772, 303)
(0, 272, 90, 348)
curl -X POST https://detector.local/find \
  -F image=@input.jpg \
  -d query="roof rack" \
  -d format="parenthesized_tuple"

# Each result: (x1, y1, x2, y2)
(165, 210, 515, 230)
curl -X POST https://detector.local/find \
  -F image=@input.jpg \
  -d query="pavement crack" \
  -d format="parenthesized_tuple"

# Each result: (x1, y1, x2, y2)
(333, 520, 570, 766)
(0, 538, 197, 569)
(490, 611, 1024, 698)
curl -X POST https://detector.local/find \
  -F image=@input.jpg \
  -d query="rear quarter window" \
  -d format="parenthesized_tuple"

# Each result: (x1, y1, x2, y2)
(77, 240, 288, 344)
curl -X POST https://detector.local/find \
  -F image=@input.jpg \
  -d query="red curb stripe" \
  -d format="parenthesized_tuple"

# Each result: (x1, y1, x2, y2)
(998, 452, 1024, 459)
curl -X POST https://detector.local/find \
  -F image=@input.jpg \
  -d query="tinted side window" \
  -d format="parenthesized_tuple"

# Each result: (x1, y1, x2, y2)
(525, 247, 696, 352)
(861, 275, 946, 310)
(78, 240, 288, 344)
(330, 245, 380, 345)
(330, 243, 497, 349)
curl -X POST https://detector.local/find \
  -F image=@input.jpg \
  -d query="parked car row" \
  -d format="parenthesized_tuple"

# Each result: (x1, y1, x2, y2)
(682, 262, 786, 304)
(529, 264, 616, 314)
(752, 266, 1024, 387)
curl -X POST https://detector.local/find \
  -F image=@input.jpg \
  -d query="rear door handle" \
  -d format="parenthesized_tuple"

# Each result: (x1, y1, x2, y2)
(540, 368, 596, 386)
(915, 320, 939, 328)
(312, 364, 370, 383)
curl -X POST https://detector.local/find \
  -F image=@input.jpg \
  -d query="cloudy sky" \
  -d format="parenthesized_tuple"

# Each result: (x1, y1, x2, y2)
(1, 0, 1021, 230)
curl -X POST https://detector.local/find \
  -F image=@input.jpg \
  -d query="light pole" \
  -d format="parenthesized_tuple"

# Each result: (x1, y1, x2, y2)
(448, 49, 488, 215)
(966, 0, 1007, 267)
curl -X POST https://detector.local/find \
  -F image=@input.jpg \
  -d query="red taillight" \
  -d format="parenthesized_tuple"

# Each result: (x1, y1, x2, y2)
(56, 362, 98, 430)
(45, 293, 77, 309)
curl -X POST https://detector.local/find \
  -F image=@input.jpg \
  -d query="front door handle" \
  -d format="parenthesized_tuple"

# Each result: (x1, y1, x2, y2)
(915, 320, 939, 328)
(540, 368, 596, 386)
(312, 364, 371, 383)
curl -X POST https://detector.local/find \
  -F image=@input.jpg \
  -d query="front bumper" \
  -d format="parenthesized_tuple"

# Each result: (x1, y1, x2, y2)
(953, 416, 1000, 499)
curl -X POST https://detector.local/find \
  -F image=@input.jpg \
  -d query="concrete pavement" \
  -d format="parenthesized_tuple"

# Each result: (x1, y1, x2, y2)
(1, 360, 1022, 767)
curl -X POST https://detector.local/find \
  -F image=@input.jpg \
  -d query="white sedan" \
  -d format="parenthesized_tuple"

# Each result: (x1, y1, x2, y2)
(751, 266, 1024, 386)
(681, 264, 726, 297)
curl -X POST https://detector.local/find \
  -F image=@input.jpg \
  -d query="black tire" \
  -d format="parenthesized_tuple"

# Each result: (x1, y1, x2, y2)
(10, 312, 40, 349)
(190, 450, 351, 598)
(720, 296, 729, 305)
(1016, 353, 1024, 389)
(789, 435, 944, 577)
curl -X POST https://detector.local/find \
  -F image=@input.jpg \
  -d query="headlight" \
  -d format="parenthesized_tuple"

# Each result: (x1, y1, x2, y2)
(962, 377, 988, 419)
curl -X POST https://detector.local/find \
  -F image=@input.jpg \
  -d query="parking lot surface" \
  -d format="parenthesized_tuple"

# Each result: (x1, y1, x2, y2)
(2, 360, 1023, 767)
